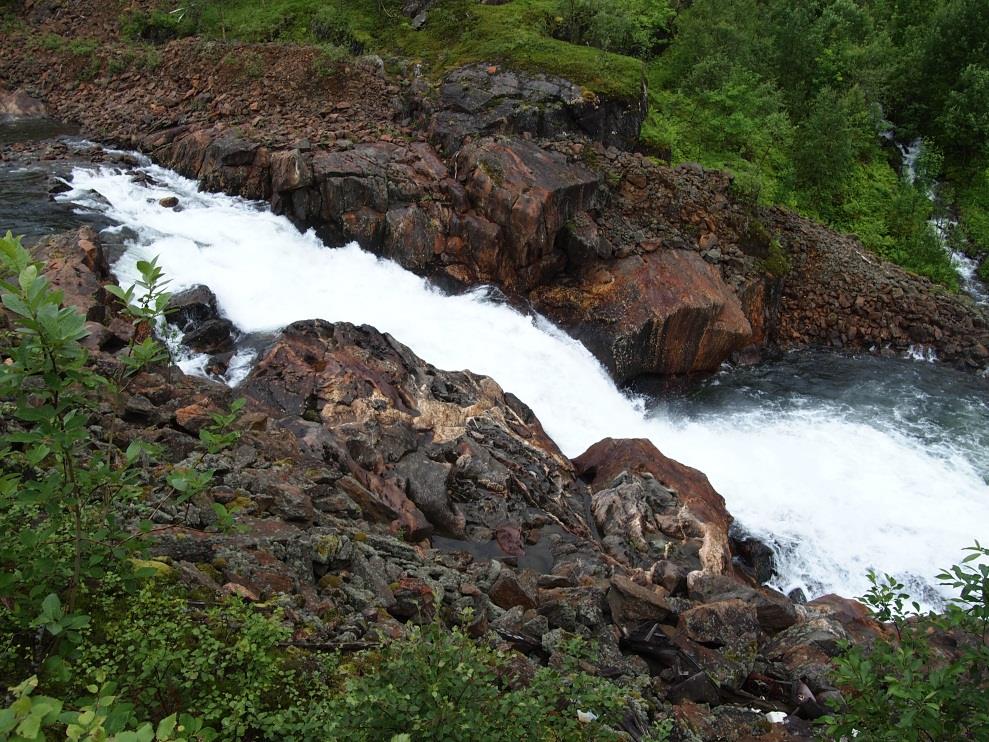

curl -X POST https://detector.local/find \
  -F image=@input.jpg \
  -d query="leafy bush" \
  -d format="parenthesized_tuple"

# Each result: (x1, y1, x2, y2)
(0, 232, 149, 677)
(823, 543, 989, 740)
(121, 8, 198, 43)
(552, 0, 673, 57)
(328, 624, 644, 741)
(72, 584, 318, 740)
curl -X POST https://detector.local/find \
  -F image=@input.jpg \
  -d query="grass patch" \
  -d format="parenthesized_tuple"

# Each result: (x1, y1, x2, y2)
(138, 0, 644, 100)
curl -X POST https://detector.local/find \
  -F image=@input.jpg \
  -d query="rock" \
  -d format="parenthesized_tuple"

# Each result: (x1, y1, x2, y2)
(668, 672, 721, 706)
(427, 64, 646, 153)
(0, 87, 46, 117)
(762, 617, 849, 694)
(679, 599, 759, 649)
(687, 573, 798, 632)
(183, 318, 235, 354)
(574, 438, 734, 576)
(456, 138, 601, 292)
(241, 320, 590, 544)
(31, 228, 110, 323)
(222, 582, 260, 601)
(167, 285, 221, 332)
(607, 574, 676, 626)
(159, 196, 180, 208)
(174, 401, 216, 434)
(538, 586, 608, 632)
(489, 569, 537, 611)
(270, 149, 312, 192)
(731, 535, 776, 584)
(532, 250, 753, 380)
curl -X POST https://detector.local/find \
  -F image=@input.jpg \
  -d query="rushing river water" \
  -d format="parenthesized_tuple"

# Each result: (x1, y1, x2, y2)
(3, 129, 986, 607)
(48, 159, 989, 608)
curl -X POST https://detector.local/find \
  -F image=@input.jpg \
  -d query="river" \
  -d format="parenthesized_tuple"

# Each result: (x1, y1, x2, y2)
(3, 134, 987, 607)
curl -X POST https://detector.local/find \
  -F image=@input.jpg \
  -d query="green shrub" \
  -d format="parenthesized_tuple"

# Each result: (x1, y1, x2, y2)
(552, 0, 673, 57)
(326, 623, 658, 741)
(121, 8, 198, 43)
(310, 6, 365, 53)
(760, 238, 791, 277)
(823, 543, 989, 741)
(73, 584, 317, 740)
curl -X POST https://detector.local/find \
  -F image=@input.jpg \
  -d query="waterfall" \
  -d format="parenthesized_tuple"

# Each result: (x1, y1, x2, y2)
(60, 161, 989, 607)
(900, 139, 989, 305)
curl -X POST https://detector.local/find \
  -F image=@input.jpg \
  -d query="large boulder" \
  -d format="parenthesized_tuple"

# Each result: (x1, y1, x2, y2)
(532, 249, 753, 380)
(455, 138, 601, 292)
(426, 63, 647, 154)
(0, 87, 46, 118)
(29, 227, 110, 323)
(573, 438, 734, 576)
(241, 320, 593, 554)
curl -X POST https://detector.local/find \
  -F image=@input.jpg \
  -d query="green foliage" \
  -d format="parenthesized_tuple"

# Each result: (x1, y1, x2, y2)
(0, 233, 240, 685)
(166, 0, 643, 101)
(324, 623, 657, 741)
(120, 8, 198, 43)
(955, 166, 989, 279)
(73, 585, 306, 740)
(823, 543, 989, 740)
(551, 0, 673, 57)
(0, 231, 142, 673)
(760, 238, 791, 278)
(792, 85, 875, 207)
(104, 257, 172, 381)
(1, 673, 212, 741)
(199, 397, 245, 454)
(6, 585, 670, 740)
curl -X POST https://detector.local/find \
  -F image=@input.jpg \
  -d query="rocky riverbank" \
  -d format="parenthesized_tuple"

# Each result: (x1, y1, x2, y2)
(14, 225, 894, 740)
(1, 2, 987, 737)
(3, 3, 989, 375)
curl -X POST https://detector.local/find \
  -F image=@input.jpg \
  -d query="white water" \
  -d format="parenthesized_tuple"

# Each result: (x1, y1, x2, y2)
(61, 163, 989, 606)
(901, 140, 989, 305)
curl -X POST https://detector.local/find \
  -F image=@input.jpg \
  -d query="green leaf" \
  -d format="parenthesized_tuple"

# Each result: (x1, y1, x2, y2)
(1, 292, 32, 317)
(25, 444, 51, 465)
(41, 592, 61, 619)
(16, 712, 42, 739)
(156, 713, 178, 739)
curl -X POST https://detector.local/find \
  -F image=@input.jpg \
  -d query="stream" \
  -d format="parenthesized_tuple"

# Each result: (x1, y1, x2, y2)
(3, 127, 988, 608)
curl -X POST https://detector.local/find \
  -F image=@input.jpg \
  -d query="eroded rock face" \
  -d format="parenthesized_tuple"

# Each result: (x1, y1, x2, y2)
(456, 138, 601, 292)
(532, 250, 753, 380)
(241, 319, 591, 548)
(30, 227, 111, 323)
(425, 63, 647, 154)
(573, 437, 734, 576)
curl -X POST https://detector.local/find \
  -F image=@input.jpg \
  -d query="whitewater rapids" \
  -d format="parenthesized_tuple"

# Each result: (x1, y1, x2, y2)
(60, 162, 989, 606)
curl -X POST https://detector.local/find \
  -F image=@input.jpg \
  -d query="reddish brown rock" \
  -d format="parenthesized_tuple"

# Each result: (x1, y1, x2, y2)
(489, 569, 537, 611)
(574, 438, 734, 576)
(241, 320, 590, 546)
(456, 138, 601, 292)
(532, 250, 752, 380)
(29, 227, 110, 323)
(607, 574, 676, 625)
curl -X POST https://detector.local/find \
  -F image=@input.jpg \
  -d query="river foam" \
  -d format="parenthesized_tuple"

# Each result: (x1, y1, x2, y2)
(61, 163, 989, 606)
